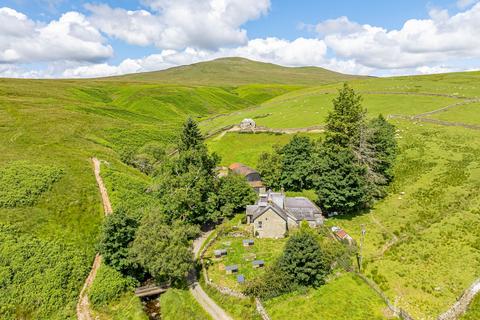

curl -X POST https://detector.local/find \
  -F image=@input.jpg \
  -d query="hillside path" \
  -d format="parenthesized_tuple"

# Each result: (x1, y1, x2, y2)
(190, 231, 233, 320)
(76, 158, 113, 320)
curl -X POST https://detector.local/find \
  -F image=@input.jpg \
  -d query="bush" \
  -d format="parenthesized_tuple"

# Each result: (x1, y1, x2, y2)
(88, 264, 138, 308)
(0, 161, 63, 208)
(243, 266, 294, 299)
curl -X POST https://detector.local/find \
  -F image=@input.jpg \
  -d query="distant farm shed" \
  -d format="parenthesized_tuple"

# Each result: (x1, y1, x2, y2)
(240, 118, 256, 130)
(228, 163, 264, 191)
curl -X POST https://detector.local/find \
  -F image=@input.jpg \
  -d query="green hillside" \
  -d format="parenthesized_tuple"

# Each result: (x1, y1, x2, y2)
(205, 69, 480, 319)
(0, 76, 288, 319)
(108, 57, 363, 86)
(1, 58, 480, 320)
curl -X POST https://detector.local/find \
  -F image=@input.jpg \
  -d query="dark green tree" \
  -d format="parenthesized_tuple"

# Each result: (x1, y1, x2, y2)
(277, 224, 330, 287)
(257, 146, 283, 190)
(280, 135, 315, 191)
(325, 83, 366, 147)
(178, 117, 204, 152)
(368, 114, 397, 184)
(153, 118, 220, 224)
(312, 84, 375, 214)
(216, 173, 257, 218)
(313, 143, 372, 214)
(98, 209, 141, 276)
(130, 212, 199, 287)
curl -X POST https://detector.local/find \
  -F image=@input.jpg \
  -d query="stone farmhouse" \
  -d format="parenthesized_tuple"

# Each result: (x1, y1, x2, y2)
(246, 190, 324, 238)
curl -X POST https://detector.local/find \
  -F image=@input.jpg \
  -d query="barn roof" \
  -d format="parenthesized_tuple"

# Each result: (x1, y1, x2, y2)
(229, 163, 258, 176)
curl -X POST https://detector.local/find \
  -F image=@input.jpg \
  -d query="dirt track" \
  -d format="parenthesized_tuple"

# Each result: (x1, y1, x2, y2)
(76, 158, 112, 320)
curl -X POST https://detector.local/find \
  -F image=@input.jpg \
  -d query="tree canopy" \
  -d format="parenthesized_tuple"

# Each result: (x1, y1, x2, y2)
(277, 224, 330, 287)
(130, 211, 200, 287)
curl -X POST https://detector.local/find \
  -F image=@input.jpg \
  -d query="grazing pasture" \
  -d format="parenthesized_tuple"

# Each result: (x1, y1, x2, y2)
(207, 132, 321, 167)
(263, 273, 389, 320)
(427, 101, 480, 125)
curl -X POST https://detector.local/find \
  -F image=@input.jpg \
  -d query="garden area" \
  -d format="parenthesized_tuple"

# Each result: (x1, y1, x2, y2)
(204, 218, 286, 291)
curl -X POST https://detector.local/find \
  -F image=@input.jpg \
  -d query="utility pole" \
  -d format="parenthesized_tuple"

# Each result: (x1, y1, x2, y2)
(358, 224, 366, 272)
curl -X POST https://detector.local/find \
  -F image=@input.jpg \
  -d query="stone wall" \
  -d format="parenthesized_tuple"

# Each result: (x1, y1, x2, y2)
(437, 279, 480, 320)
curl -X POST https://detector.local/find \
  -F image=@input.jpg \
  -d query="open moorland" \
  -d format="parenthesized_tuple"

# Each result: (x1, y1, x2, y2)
(1, 58, 480, 319)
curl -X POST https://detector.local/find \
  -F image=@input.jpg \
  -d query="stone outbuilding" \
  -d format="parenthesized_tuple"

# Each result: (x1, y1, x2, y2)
(228, 163, 264, 192)
(246, 190, 324, 238)
(240, 118, 256, 130)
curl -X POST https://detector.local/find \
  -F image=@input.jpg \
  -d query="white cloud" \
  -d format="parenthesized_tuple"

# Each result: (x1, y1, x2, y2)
(457, 0, 478, 9)
(315, 16, 362, 36)
(316, 3, 480, 70)
(86, 0, 270, 50)
(0, 7, 112, 64)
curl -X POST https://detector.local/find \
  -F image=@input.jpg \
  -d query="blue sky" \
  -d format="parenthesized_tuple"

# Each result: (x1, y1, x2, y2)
(1, 0, 479, 77)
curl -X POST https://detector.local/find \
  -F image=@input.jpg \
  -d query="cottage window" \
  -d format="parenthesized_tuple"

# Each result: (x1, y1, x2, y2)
(257, 221, 263, 229)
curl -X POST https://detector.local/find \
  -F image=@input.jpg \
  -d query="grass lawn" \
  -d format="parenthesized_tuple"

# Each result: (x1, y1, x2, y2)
(263, 273, 390, 320)
(207, 132, 322, 168)
(200, 277, 261, 320)
(428, 102, 480, 125)
(159, 289, 212, 320)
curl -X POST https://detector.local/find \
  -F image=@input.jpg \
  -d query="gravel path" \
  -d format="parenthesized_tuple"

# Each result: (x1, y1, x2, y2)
(190, 230, 233, 320)
(76, 158, 112, 320)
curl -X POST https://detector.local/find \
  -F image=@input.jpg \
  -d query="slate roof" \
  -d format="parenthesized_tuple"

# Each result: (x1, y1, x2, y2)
(247, 190, 323, 224)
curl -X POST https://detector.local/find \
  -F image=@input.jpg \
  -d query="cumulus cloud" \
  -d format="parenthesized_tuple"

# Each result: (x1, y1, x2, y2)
(86, 0, 270, 50)
(315, 3, 480, 70)
(0, 7, 112, 64)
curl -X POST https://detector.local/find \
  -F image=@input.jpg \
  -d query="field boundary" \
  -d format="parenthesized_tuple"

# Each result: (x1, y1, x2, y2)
(438, 279, 480, 320)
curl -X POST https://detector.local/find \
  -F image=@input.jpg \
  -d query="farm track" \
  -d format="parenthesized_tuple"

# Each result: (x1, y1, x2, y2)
(190, 231, 234, 320)
(76, 158, 113, 320)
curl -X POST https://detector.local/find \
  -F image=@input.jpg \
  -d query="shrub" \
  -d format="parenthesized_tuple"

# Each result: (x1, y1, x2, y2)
(0, 224, 89, 319)
(88, 264, 138, 308)
(0, 161, 63, 208)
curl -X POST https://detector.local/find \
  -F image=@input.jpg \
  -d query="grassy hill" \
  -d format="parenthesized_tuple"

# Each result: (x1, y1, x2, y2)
(1, 57, 480, 320)
(108, 57, 363, 86)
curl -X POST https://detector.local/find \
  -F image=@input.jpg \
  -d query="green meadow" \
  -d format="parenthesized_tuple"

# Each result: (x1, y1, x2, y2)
(427, 101, 480, 125)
